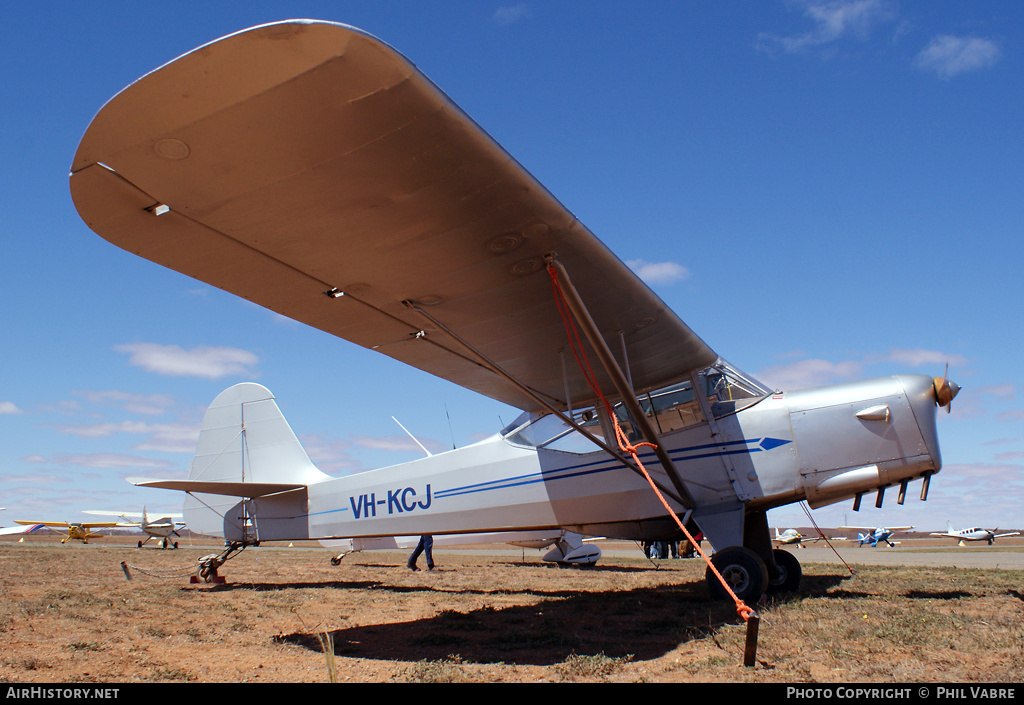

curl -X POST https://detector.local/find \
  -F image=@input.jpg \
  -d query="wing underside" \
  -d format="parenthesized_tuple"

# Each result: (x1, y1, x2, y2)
(70, 20, 715, 412)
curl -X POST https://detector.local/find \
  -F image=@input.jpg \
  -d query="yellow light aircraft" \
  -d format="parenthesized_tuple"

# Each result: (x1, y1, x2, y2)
(14, 520, 123, 544)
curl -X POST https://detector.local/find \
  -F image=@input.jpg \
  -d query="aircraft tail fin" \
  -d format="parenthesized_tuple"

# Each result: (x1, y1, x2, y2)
(189, 382, 330, 486)
(177, 383, 331, 537)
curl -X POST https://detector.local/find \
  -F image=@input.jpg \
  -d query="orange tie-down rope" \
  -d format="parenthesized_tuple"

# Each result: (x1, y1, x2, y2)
(546, 264, 758, 627)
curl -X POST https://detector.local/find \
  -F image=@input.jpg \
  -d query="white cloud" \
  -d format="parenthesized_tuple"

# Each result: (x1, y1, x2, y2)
(915, 35, 1001, 79)
(27, 452, 175, 471)
(875, 348, 969, 369)
(755, 357, 864, 390)
(756, 347, 969, 390)
(758, 0, 894, 54)
(626, 259, 691, 285)
(493, 4, 531, 26)
(115, 343, 259, 379)
(0, 401, 22, 414)
(75, 390, 176, 416)
(56, 420, 199, 454)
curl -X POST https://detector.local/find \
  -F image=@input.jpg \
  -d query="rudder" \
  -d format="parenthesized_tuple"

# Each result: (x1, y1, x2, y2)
(184, 383, 330, 537)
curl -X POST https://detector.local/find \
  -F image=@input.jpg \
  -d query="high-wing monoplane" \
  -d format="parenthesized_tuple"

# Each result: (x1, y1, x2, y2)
(930, 522, 1021, 546)
(839, 525, 914, 548)
(13, 520, 122, 544)
(84, 508, 186, 549)
(69, 20, 959, 604)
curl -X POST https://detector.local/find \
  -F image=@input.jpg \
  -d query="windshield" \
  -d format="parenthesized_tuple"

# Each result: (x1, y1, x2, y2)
(699, 359, 772, 417)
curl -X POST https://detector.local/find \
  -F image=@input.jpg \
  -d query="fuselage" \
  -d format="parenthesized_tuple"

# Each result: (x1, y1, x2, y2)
(208, 369, 946, 552)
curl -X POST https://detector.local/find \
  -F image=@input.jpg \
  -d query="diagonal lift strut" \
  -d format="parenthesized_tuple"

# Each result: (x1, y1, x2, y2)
(546, 256, 697, 511)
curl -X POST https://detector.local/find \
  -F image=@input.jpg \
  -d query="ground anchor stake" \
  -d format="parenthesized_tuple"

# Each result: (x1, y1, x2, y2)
(744, 613, 760, 667)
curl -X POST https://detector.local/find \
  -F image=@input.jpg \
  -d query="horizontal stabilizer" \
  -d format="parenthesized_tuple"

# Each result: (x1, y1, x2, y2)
(129, 478, 305, 497)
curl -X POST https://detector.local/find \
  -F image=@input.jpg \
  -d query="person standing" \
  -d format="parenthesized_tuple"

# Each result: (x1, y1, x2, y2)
(408, 534, 434, 571)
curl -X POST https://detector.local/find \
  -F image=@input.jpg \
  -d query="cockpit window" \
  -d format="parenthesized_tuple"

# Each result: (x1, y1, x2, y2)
(503, 407, 605, 454)
(501, 359, 770, 451)
(627, 380, 704, 435)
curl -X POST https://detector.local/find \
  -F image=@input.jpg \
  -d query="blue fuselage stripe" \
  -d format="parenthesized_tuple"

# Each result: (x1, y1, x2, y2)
(312, 437, 790, 516)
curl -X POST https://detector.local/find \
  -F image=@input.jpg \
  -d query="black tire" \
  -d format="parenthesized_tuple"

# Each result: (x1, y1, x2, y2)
(706, 546, 769, 603)
(767, 548, 802, 594)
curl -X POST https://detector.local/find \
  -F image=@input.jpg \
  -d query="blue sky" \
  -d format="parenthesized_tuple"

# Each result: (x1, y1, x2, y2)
(2, 1, 1022, 534)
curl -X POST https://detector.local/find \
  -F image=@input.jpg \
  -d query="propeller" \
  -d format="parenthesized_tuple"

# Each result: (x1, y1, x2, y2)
(932, 363, 961, 413)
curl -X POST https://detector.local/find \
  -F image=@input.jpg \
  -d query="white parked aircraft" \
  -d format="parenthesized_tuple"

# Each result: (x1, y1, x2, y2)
(69, 20, 958, 604)
(930, 522, 1021, 546)
(84, 508, 186, 549)
(324, 530, 601, 566)
(770, 528, 826, 548)
(839, 525, 914, 548)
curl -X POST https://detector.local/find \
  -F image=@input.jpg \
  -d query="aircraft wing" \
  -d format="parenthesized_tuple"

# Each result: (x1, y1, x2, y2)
(838, 526, 914, 531)
(0, 523, 45, 536)
(15, 521, 124, 529)
(69, 20, 716, 413)
(83, 510, 184, 520)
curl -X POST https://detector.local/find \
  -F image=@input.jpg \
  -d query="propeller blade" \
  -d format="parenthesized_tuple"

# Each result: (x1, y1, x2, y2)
(932, 363, 960, 413)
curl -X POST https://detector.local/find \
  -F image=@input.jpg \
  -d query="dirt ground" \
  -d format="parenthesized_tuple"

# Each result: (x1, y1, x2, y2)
(1, 536, 1022, 683)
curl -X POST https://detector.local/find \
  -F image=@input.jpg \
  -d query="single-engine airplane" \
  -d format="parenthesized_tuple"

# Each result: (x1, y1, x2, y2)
(84, 508, 186, 549)
(69, 20, 959, 602)
(13, 520, 122, 544)
(770, 528, 827, 548)
(930, 522, 1021, 546)
(324, 529, 601, 566)
(840, 525, 914, 547)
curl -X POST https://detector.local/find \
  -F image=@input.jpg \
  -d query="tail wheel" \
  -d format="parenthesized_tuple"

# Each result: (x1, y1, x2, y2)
(706, 546, 769, 603)
(767, 549, 802, 594)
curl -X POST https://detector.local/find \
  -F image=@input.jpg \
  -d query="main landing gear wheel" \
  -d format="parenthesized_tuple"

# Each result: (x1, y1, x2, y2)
(767, 549, 802, 595)
(706, 546, 769, 604)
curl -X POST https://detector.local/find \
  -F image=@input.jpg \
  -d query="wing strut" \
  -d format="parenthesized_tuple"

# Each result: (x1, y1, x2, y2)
(545, 256, 696, 510)
(402, 300, 690, 506)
